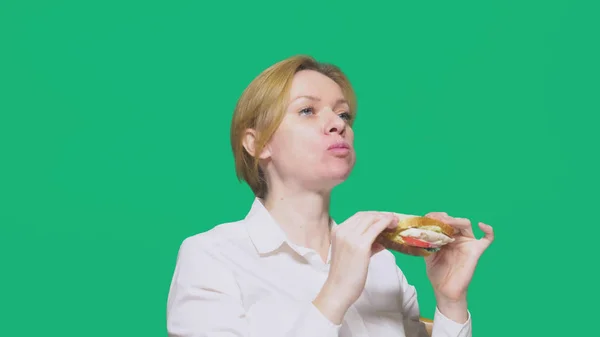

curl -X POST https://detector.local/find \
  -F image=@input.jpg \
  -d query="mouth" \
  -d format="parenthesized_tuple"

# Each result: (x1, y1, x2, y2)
(327, 141, 352, 157)
(327, 142, 351, 150)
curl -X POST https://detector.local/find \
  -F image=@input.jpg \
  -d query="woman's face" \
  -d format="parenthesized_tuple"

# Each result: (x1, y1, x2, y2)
(262, 69, 356, 192)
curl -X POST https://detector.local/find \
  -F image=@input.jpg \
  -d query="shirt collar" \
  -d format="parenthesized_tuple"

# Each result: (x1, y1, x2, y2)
(244, 197, 338, 259)
(245, 198, 287, 254)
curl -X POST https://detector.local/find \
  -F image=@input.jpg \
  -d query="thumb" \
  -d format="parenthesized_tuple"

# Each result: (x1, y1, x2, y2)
(371, 242, 386, 256)
(424, 251, 438, 264)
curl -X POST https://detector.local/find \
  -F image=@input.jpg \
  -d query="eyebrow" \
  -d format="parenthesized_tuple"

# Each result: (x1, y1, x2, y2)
(292, 95, 349, 107)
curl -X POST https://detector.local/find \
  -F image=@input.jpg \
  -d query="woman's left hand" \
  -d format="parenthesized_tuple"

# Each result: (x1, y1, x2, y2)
(423, 212, 494, 311)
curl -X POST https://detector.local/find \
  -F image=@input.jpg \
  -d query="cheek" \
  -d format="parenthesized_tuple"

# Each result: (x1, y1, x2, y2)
(271, 125, 320, 154)
(269, 132, 317, 162)
(287, 138, 323, 163)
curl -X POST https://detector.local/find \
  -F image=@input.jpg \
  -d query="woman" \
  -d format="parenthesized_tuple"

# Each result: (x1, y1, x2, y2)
(166, 55, 494, 337)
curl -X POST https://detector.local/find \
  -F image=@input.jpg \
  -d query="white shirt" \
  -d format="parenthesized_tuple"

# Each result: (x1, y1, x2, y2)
(166, 198, 472, 337)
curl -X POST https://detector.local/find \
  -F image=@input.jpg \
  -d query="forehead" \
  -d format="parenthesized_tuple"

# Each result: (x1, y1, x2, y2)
(288, 70, 345, 100)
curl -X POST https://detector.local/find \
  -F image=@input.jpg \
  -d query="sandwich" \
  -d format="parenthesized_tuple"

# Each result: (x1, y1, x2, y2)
(376, 216, 456, 256)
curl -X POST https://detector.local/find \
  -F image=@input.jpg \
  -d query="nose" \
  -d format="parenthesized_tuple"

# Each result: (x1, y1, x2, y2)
(324, 109, 346, 135)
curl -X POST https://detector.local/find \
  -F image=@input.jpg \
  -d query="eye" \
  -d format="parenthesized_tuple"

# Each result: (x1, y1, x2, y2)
(338, 112, 352, 121)
(299, 107, 314, 116)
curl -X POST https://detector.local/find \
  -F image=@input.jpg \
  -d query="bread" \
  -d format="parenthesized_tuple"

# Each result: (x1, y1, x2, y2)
(376, 216, 456, 257)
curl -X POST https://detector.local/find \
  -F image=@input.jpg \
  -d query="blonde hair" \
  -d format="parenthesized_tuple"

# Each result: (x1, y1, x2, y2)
(230, 55, 357, 198)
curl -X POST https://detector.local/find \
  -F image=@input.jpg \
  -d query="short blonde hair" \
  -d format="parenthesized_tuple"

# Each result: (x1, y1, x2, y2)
(230, 55, 357, 198)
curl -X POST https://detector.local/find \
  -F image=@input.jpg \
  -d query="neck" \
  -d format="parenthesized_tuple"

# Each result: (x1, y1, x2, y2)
(262, 186, 332, 260)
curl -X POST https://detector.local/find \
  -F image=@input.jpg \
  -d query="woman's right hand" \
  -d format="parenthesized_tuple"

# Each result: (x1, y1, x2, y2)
(312, 211, 399, 324)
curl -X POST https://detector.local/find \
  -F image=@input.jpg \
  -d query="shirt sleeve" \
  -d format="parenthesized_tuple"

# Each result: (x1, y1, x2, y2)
(166, 238, 342, 337)
(396, 266, 472, 337)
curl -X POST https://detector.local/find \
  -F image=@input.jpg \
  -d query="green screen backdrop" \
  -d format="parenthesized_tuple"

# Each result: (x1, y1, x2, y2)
(1, 0, 598, 336)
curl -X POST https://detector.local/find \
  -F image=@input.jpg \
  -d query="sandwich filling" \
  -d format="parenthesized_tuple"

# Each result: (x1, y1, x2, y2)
(396, 226, 455, 252)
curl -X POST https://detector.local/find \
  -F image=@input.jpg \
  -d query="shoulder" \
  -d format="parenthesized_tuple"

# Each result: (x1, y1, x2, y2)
(175, 219, 252, 261)
(183, 220, 248, 245)
(167, 221, 252, 309)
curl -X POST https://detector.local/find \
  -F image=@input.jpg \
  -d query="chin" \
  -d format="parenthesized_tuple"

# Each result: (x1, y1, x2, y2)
(301, 159, 355, 191)
(322, 163, 354, 185)
(331, 167, 353, 181)
(309, 177, 347, 192)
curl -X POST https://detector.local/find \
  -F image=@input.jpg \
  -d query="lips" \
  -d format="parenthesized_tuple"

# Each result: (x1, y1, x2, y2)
(327, 142, 350, 150)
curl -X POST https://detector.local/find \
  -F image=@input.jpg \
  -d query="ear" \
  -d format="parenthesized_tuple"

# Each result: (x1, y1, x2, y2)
(242, 128, 271, 160)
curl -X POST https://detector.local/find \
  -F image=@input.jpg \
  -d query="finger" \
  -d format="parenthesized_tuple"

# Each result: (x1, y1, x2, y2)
(449, 217, 475, 238)
(478, 222, 495, 249)
(339, 211, 368, 234)
(393, 212, 419, 221)
(383, 212, 400, 229)
(355, 212, 396, 234)
(352, 211, 380, 229)
(427, 213, 474, 238)
(425, 212, 447, 220)
(352, 212, 382, 233)
(379, 212, 399, 230)
(363, 214, 398, 242)
(370, 242, 386, 256)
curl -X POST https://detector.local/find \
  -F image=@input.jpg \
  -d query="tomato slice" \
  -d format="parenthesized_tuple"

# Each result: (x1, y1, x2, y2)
(402, 236, 437, 249)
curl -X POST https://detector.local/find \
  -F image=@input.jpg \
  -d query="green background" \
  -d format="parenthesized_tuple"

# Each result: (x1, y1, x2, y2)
(1, 0, 598, 336)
